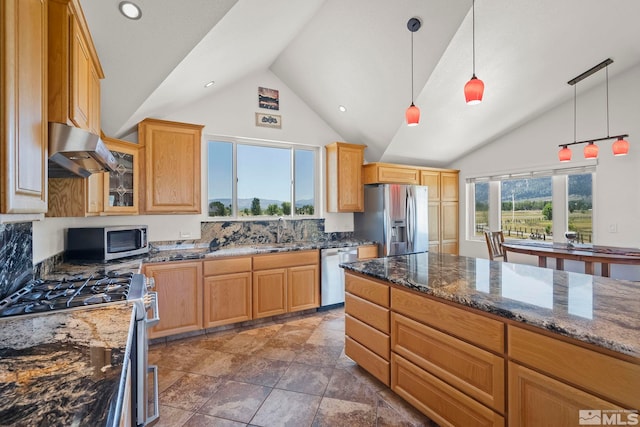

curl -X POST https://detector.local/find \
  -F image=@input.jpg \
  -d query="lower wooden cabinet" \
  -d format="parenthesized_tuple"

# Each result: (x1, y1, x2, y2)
(203, 256, 252, 328)
(253, 268, 287, 319)
(252, 250, 319, 319)
(145, 261, 203, 339)
(508, 362, 623, 427)
(392, 353, 504, 427)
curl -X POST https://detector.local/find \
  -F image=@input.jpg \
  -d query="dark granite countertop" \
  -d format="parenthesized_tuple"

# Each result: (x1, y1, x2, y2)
(0, 303, 135, 426)
(340, 252, 640, 359)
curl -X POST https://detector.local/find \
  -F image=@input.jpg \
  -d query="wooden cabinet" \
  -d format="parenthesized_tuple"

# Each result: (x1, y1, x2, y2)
(203, 256, 252, 328)
(47, 137, 140, 216)
(362, 163, 420, 185)
(145, 261, 203, 339)
(508, 326, 639, 411)
(325, 142, 365, 212)
(138, 118, 204, 214)
(357, 244, 378, 259)
(48, 0, 103, 132)
(344, 272, 390, 386)
(419, 170, 440, 200)
(252, 250, 319, 319)
(1, 0, 48, 214)
(508, 362, 623, 427)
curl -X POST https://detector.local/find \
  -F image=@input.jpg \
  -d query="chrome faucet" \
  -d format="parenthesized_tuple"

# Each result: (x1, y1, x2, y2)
(276, 217, 286, 243)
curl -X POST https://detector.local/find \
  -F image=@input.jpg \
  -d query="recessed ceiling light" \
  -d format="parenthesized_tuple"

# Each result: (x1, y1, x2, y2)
(204, 81, 215, 88)
(338, 105, 347, 112)
(119, 1, 142, 20)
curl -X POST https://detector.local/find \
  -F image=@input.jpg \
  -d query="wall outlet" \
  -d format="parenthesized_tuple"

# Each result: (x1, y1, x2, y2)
(608, 223, 618, 233)
(179, 231, 191, 238)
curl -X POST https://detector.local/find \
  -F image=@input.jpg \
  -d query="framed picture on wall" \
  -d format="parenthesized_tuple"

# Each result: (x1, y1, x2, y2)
(255, 113, 282, 129)
(258, 87, 279, 110)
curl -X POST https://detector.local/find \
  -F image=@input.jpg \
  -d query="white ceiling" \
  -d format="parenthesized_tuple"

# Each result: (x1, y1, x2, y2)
(80, 0, 640, 166)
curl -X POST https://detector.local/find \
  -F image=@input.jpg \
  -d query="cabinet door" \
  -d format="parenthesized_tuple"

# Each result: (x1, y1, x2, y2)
(70, 17, 91, 130)
(420, 171, 440, 201)
(326, 142, 365, 212)
(1, 0, 48, 214)
(287, 264, 319, 312)
(204, 272, 252, 328)
(145, 262, 203, 339)
(252, 268, 287, 319)
(428, 202, 440, 253)
(103, 138, 139, 214)
(508, 362, 622, 427)
(88, 65, 100, 135)
(138, 119, 204, 214)
(441, 201, 458, 255)
(441, 172, 459, 202)
(363, 164, 420, 185)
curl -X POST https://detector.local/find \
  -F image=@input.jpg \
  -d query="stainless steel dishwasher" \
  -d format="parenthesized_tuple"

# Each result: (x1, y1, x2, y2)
(320, 247, 358, 308)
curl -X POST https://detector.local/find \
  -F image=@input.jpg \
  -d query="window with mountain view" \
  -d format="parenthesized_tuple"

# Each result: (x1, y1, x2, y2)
(207, 140, 318, 218)
(469, 171, 593, 243)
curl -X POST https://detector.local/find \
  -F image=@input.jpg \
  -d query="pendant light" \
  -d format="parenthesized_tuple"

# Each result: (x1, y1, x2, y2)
(558, 59, 630, 161)
(464, 0, 484, 105)
(406, 18, 421, 126)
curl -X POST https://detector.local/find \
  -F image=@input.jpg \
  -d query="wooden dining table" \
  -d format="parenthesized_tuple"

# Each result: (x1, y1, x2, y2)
(501, 240, 640, 277)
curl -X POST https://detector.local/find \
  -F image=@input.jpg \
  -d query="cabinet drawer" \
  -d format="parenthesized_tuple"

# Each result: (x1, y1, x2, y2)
(392, 353, 504, 427)
(391, 288, 504, 353)
(253, 250, 319, 270)
(345, 336, 390, 386)
(392, 312, 504, 412)
(346, 314, 390, 360)
(345, 273, 389, 307)
(345, 293, 390, 334)
(508, 362, 623, 427)
(203, 256, 252, 276)
(508, 326, 640, 409)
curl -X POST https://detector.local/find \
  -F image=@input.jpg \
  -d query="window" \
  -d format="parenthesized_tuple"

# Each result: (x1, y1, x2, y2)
(207, 139, 318, 218)
(468, 167, 594, 243)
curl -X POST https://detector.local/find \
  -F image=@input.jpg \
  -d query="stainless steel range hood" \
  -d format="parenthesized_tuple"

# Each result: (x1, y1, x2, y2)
(48, 122, 118, 178)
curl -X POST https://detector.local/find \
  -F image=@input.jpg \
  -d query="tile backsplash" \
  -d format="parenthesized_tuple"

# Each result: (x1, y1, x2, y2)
(0, 222, 34, 300)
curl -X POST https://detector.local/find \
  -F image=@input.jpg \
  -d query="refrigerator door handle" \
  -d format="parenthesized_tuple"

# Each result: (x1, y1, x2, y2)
(406, 188, 415, 252)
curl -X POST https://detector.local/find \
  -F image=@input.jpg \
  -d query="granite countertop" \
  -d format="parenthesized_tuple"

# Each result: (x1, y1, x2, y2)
(0, 303, 135, 426)
(340, 252, 640, 359)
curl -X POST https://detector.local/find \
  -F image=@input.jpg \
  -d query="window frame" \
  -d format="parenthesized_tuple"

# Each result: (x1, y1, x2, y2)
(466, 162, 596, 243)
(205, 135, 321, 220)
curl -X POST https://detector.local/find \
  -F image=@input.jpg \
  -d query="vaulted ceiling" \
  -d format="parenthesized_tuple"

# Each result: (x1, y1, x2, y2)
(80, 0, 640, 167)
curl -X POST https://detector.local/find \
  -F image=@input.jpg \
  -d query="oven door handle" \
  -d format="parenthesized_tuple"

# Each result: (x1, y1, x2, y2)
(146, 291, 160, 327)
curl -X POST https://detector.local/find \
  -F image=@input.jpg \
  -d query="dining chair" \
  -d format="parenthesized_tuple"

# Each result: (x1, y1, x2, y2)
(484, 230, 508, 261)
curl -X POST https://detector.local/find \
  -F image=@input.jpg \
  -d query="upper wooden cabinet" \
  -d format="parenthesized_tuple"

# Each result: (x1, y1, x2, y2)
(362, 163, 420, 185)
(47, 137, 140, 217)
(325, 142, 365, 212)
(48, 0, 103, 132)
(138, 118, 204, 214)
(1, 0, 49, 214)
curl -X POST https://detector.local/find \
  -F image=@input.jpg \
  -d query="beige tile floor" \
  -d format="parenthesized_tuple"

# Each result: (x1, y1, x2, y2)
(149, 307, 439, 427)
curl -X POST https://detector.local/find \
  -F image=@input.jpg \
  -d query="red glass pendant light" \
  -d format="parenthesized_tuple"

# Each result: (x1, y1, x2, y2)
(612, 137, 629, 156)
(558, 146, 572, 162)
(583, 142, 599, 159)
(406, 18, 421, 126)
(465, 0, 484, 105)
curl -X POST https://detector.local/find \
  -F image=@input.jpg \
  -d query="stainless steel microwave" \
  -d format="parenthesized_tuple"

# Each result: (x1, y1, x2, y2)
(66, 226, 149, 261)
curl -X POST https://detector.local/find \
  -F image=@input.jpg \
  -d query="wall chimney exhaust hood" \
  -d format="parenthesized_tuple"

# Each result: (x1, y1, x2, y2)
(48, 122, 118, 178)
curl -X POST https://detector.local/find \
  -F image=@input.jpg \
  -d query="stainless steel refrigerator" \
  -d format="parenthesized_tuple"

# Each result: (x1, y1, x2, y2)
(354, 184, 429, 257)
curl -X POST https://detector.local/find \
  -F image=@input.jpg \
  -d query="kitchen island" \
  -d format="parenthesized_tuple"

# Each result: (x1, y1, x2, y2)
(340, 252, 640, 427)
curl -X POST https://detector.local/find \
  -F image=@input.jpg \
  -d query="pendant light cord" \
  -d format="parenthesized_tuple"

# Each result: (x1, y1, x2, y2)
(573, 85, 577, 143)
(472, 0, 476, 76)
(411, 31, 415, 103)
(605, 65, 610, 137)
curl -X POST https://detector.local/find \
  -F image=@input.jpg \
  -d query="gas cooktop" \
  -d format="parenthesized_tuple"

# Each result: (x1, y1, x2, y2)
(0, 271, 135, 318)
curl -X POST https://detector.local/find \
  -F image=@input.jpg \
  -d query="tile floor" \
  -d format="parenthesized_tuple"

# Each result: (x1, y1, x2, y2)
(149, 307, 439, 427)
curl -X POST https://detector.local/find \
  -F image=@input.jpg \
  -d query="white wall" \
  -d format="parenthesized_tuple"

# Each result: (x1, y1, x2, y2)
(450, 63, 640, 279)
(33, 69, 353, 263)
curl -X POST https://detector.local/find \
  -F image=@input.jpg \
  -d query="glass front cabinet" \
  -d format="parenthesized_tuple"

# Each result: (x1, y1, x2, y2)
(103, 137, 139, 214)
